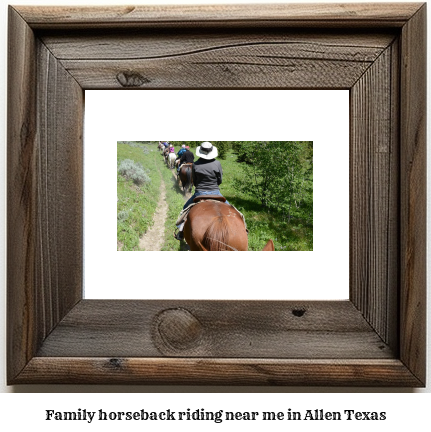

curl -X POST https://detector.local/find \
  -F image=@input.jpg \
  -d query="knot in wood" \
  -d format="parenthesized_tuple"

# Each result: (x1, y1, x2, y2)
(155, 308, 203, 351)
(116, 71, 150, 87)
(108, 358, 123, 369)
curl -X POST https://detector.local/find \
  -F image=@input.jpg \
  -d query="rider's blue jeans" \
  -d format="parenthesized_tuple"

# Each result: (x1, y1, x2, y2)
(183, 189, 229, 210)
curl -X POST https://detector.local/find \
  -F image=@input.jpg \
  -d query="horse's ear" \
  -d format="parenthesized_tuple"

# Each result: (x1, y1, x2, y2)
(262, 239, 275, 251)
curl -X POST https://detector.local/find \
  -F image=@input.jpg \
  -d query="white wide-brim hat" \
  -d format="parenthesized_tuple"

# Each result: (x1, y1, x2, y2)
(196, 141, 218, 159)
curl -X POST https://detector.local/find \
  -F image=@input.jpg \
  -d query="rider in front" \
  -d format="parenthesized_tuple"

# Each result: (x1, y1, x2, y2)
(175, 141, 229, 240)
(177, 145, 194, 173)
(175, 144, 187, 170)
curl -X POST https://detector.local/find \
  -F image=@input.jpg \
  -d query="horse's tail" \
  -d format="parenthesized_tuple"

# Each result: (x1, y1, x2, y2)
(202, 216, 233, 251)
(186, 166, 192, 190)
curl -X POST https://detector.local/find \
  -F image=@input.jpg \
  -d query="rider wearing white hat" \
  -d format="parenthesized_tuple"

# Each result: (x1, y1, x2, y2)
(175, 142, 229, 240)
(188, 142, 226, 204)
(196, 141, 218, 159)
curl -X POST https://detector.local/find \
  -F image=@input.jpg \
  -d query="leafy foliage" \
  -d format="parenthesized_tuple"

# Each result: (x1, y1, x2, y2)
(220, 148, 313, 251)
(233, 141, 313, 223)
(212, 142, 229, 159)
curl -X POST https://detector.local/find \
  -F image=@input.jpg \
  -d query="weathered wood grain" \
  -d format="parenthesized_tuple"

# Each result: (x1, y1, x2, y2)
(7, 6, 38, 382)
(7, 6, 83, 383)
(60, 57, 370, 89)
(35, 40, 84, 337)
(41, 30, 395, 89)
(36, 300, 394, 359)
(16, 358, 423, 386)
(399, 3, 427, 385)
(350, 44, 399, 348)
(41, 31, 395, 60)
(16, 3, 423, 29)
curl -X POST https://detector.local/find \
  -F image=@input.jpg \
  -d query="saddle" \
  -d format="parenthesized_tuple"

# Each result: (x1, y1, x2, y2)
(193, 195, 226, 204)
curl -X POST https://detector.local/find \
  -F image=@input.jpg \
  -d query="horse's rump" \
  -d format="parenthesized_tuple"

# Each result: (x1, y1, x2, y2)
(184, 201, 248, 251)
(168, 153, 176, 168)
(202, 215, 231, 251)
(179, 164, 193, 191)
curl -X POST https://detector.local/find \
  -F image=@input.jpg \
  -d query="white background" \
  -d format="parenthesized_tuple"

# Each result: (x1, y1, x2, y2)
(85, 90, 349, 300)
(0, 0, 429, 426)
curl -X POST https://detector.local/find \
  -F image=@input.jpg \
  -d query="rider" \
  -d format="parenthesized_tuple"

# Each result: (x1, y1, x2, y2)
(162, 142, 170, 157)
(175, 145, 187, 169)
(175, 144, 186, 168)
(177, 144, 187, 159)
(165, 144, 174, 159)
(175, 142, 229, 240)
(177, 145, 194, 173)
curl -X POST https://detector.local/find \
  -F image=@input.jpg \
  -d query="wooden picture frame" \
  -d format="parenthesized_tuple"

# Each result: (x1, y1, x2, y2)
(7, 3, 426, 386)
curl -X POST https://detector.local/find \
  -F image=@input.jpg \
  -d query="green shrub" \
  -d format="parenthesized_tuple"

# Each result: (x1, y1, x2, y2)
(117, 210, 129, 222)
(118, 159, 151, 185)
(214, 141, 229, 160)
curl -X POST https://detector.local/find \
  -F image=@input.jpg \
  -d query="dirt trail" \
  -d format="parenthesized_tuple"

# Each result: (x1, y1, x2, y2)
(139, 150, 190, 251)
(139, 178, 168, 251)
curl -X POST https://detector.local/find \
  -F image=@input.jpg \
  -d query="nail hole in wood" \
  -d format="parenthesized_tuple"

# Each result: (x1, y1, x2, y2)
(292, 309, 306, 317)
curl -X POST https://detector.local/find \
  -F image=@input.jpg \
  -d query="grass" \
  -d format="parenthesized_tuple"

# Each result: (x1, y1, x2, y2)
(117, 142, 161, 251)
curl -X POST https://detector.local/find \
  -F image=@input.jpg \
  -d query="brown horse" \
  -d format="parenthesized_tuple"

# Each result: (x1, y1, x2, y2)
(183, 198, 275, 251)
(178, 164, 193, 194)
(162, 147, 169, 161)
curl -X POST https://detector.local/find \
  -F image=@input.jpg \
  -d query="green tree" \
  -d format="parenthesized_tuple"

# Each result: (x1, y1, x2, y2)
(234, 141, 313, 222)
(213, 141, 229, 159)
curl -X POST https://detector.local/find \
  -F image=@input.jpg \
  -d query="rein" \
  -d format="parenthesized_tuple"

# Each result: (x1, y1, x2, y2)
(205, 237, 238, 251)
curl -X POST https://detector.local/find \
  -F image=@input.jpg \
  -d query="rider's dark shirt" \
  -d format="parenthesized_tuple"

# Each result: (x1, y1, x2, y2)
(180, 149, 195, 165)
(192, 158, 223, 191)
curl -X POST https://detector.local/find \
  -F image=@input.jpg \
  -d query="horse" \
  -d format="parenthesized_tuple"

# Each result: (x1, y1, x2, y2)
(183, 197, 275, 251)
(178, 163, 193, 193)
(167, 152, 176, 169)
(158, 142, 165, 152)
(163, 147, 169, 162)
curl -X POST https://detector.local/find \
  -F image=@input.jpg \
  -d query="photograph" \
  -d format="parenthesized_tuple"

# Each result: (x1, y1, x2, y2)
(117, 140, 313, 251)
